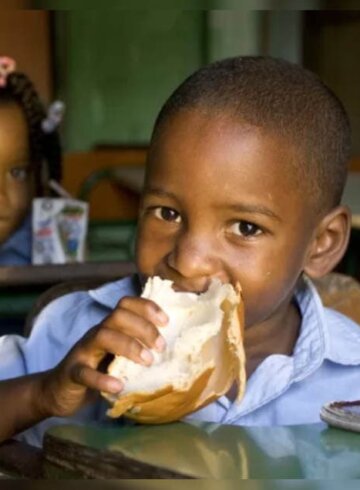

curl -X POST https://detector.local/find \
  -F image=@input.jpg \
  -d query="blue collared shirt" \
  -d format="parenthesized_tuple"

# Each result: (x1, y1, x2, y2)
(1, 274, 360, 447)
(0, 214, 32, 266)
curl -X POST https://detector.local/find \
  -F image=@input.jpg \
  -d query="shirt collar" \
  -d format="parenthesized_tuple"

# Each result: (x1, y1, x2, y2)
(297, 275, 360, 367)
(89, 274, 141, 309)
(291, 275, 330, 381)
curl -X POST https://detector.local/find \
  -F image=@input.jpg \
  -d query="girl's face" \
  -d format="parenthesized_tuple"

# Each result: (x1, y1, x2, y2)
(0, 103, 35, 244)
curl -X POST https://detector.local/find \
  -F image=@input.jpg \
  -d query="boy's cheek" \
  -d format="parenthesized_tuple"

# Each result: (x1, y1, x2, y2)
(135, 226, 163, 275)
(240, 265, 302, 328)
(242, 284, 285, 328)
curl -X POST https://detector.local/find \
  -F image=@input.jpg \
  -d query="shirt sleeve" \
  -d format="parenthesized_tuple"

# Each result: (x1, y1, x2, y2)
(0, 290, 100, 381)
(0, 334, 28, 379)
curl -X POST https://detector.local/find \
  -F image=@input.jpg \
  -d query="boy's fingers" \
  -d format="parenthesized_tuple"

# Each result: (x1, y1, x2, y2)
(103, 308, 166, 352)
(84, 327, 155, 366)
(70, 363, 123, 394)
(117, 296, 168, 327)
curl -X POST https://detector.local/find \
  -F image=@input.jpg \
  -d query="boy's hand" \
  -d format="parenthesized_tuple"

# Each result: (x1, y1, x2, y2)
(40, 296, 168, 418)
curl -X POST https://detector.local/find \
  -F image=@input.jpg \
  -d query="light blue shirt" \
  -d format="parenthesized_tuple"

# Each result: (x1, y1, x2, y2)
(0, 214, 32, 266)
(1, 274, 360, 447)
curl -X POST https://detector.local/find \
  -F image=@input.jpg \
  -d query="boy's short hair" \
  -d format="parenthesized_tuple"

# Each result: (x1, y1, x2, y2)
(152, 56, 351, 213)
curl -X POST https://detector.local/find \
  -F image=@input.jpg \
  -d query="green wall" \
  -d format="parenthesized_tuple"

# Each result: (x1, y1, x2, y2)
(55, 11, 207, 150)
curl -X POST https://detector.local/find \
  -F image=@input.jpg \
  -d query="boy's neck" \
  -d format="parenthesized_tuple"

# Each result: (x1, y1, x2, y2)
(244, 298, 301, 379)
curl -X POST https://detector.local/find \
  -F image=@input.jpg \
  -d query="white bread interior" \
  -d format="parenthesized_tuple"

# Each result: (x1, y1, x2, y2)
(104, 276, 246, 423)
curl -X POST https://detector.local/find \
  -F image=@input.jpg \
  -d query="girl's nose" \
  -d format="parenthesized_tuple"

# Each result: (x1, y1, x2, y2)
(166, 231, 217, 280)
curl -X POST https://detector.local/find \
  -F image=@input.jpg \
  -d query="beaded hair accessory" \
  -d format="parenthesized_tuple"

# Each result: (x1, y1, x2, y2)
(0, 56, 16, 87)
(41, 100, 65, 134)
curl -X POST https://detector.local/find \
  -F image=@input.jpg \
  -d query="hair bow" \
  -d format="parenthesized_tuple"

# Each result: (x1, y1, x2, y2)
(41, 100, 65, 133)
(0, 56, 16, 88)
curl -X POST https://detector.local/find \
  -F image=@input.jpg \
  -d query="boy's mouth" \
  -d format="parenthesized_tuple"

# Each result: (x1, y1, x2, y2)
(170, 280, 213, 295)
(171, 285, 203, 294)
(140, 274, 222, 295)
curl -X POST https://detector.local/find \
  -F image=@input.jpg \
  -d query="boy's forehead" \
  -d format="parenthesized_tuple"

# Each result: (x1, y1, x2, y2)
(148, 110, 298, 185)
(144, 110, 313, 224)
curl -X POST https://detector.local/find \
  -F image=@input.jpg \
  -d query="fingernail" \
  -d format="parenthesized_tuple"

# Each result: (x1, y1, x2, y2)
(108, 378, 123, 393)
(155, 336, 166, 352)
(140, 349, 153, 365)
(156, 311, 168, 326)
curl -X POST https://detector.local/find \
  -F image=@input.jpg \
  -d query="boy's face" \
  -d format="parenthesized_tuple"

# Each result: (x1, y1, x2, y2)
(137, 110, 319, 328)
(0, 104, 35, 244)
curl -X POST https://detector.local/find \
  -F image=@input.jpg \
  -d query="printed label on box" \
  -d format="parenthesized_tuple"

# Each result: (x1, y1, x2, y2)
(32, 198, 89, 265)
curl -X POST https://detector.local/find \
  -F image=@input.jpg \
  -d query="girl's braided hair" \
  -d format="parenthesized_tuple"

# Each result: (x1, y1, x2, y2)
(0, 71, 62, 195)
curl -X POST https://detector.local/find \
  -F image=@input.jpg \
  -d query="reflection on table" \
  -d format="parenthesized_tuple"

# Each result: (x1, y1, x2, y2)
(1, 420, 360, 480)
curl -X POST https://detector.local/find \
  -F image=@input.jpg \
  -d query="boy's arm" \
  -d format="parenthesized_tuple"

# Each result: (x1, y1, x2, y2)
(0, 294, 167, 444)
(0, 372, 51, 443)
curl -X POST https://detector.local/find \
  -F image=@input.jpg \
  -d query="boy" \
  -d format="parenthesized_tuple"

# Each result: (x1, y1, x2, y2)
(1, 56, 360, 447)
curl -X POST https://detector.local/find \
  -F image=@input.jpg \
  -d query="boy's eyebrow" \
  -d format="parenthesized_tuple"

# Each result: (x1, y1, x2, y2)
(225, 203, 282, 221)
(143, 188, 178, 200)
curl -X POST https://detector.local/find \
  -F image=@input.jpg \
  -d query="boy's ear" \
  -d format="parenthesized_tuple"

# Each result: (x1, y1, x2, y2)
(304, 205, 351, 279)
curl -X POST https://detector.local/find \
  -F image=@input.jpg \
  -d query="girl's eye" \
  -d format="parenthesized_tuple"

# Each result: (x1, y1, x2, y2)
(153, 206, 181, 223)
(229, 221, 262, 238)
(9, 167, 30, 182)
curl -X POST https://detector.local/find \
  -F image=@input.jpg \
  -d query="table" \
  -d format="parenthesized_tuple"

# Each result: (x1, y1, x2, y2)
(0, 261, 136, 288)
(1, 420, 360, 480)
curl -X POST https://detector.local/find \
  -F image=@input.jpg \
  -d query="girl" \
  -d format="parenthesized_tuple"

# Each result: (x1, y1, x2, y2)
(0, 56, 63, 265)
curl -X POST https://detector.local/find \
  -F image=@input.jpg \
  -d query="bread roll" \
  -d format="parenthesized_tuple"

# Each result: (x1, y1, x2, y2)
(103, 276, 246, 423)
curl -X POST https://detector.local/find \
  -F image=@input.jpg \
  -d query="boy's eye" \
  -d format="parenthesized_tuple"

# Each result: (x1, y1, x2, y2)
(229, 221, 262, 238)
(154, 206, 181, 223)
(9, 167, 30, 181)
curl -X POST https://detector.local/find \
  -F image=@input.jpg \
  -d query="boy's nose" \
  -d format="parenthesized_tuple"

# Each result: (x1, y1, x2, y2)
(166, 231, 218, 282)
